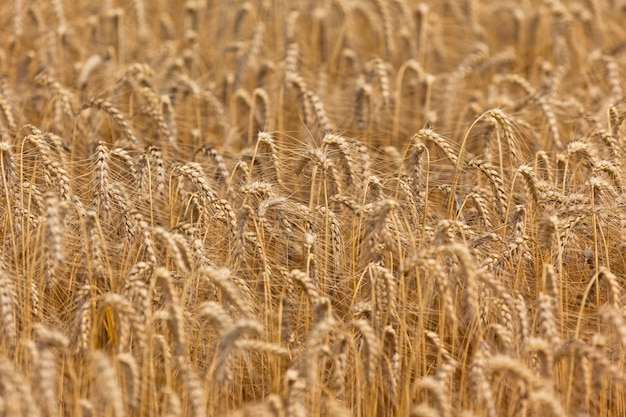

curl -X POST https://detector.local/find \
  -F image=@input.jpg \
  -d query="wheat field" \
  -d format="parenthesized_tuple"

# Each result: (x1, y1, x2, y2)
(1, 0, 626, 416)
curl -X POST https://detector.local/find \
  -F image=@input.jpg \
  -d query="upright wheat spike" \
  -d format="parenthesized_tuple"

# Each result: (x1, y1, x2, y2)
(84, 211, 107, 287)
(249, 88, 271, 136)
(77, 54, 104, 89)
(0, 141, 15, 192)
(82, 99, 138, 145)
(536, 291, 561, 348)
(43, 192, 65, 289)
(70, 285, 94, 353)
(116, 353, 140, 411)
(177, 357, 205, 417)
(412, 376, 452, 417)
(93, 141, 111, 212)
(408, 141, 427, 191)
(362, 199, 397, 259)
(369, 57, 392, 109)
(290, 269, 320, 305)
(567, 140, 598, 168)
(415, 129, 459, 166)
(393, 59, 425, 141)
(306, 89, 333, 132)
(487, 108, 522, 166)
(200, 266, 252, 318)
(314, 205, 342, 273)
(119, 267, 149, 351)
(296, 148, 343, 197)
(496, 74, 562, 148)
(444, 43, 488, 124)
(284, 368, 307, 417)
(370, 263, 398, 324)
(469, 342, 497, 417)
(525, 337, 554, 382)
(467, 159, 508, 220)
(194, 143, 230, 186)
(31, 325, 69, 417)
(91, 350, 125, 417)
(155, 268, 186, 356)
(0, 355, 41, 417)
(306, 298, 335, 389)
(214, 319, 263, 383)
(174, 162, 237, 229)
(439, 243, 480, 321)
(99, 293, 134, 352)
(351, 319, 380, 383)
(238, 20, 266, 75)
(109, 146, 137, 177)
(370, 0, 394, 57)
(256, 132, 282, 186)
(600, 53, 623, 103)
(410, 404, 441, 417)
(323, 133, 359, 189)
(197, 301, 234, 335)
(355, 76, 372, 132)
(52, 0, 67, 35)
(467, 189, 492, 229)
(598, 266, 621, 308)
(134, 86, 176, 149)
(152, 227, 192, 273)
(11, 0, 23, 40)
(382, 326, 399, 401)
(162, 388, 182, 417)
(284, 42, 300, 79)
(0, 266, 16, 350)
(25, 131, 73, 201)
(132, 0, 149, 40)
(34, 71, 75, 128)
(517, 164, 549, 206)
(528, 390, 565, 417)
(593, 160, 622, 192)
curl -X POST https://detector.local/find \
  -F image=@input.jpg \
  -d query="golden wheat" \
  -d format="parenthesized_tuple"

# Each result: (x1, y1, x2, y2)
(1, 1, 626, 416)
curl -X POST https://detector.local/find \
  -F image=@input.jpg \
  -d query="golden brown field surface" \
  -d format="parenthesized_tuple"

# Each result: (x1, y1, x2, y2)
(1, 1, 626, 416)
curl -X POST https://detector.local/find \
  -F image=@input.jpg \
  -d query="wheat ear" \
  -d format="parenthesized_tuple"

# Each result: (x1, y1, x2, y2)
(91, 350, 125, 417)
(82, 98, 138, 145)
(0, 266, 17, 350)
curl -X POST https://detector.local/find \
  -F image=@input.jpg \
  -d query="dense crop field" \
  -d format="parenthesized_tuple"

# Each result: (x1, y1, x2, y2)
(1, 1, 626, 416)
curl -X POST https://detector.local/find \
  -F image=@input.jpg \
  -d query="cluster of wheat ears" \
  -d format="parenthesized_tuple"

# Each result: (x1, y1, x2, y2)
(2, 0, 626, 416)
